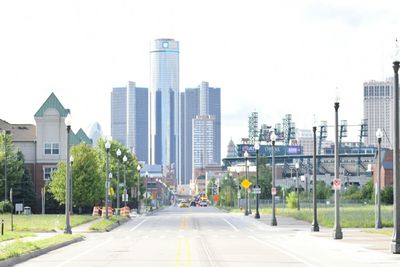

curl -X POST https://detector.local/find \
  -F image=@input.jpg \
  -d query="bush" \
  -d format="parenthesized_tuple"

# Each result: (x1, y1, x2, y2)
(286, 192, 298, 209)
(381, 186, 393, 205)
(0, 201, 13, 213)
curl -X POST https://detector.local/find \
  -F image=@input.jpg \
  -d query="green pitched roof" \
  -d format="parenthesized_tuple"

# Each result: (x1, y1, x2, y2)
(34, 92, 70, 117)
(76, 128, 93, 145)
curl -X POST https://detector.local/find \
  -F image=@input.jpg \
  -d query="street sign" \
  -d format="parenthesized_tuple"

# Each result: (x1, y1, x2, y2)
(333, 178, 341, 190)
(253, 188, 261, 194)
(271, 187, 277, 196)
(213, 195, 219, 201)
(122, 194, 129, 201)
(241, 179, 252, 189)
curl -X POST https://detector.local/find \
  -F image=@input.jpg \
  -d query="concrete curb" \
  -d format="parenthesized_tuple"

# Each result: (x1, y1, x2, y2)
(105, 217, 130, 232)
(0, 236, 84, 267)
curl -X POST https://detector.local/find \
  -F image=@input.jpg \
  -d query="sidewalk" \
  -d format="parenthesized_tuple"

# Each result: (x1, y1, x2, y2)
(244, 212, 392, 255)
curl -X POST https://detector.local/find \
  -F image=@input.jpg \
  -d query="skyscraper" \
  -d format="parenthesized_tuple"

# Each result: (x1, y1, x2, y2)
(180, 82, 221, 184)
(111, 87, 127, 146)
(363, 79, 393, 149)
(150, 39, 180, 179)
(111, 82, 149, 163)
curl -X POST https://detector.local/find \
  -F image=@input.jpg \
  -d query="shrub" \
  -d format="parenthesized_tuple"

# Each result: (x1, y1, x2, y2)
(381, 186, 393, 205)
(286, 192, 298, 209)
(0, 201, 13, 213)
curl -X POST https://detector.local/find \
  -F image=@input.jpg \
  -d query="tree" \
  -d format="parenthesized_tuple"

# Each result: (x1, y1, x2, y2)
(361, 178, 374, 202)
(257, 156, 272, 200)
(13, 153, 36, 210)
(381, 185, 393, 205)
(0, 133, 25, 201)
(49, 143, 104, 210)
(316, 181, 333, 200)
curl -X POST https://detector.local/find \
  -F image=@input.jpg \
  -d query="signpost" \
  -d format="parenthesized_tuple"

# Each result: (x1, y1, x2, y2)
(241, 179, 252, 190)
(333, 178, 341, 190)
(253, 185, 261, 194)
(271, 187, 277, 196)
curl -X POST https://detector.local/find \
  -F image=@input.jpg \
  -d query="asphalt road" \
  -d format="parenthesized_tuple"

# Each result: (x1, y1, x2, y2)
(15, 206, 400, 266)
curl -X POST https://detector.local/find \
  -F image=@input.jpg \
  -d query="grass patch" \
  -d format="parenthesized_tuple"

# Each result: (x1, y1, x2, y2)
(0, 214, 96, 232)
(256, 205, 393, 228)
(0, 234, 82, 261)
(89, 216, 126, 231)
(363, 229, 393, 236)
(0, 231, 35, 242)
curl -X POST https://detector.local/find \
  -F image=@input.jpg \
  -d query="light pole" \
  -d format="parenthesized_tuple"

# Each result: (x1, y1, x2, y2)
(64, 114, 72, 234)
(271, 131, 277, 226)
(70, 155, 74, 214)
(145, 171, 149, 211)
(3, 130, 8, 201)
(375, 129, 383, 229)
(391, 39, 400, 253)
(105, 140, 111, 219)
(116, 148, 121, 215)
(123, 155, 127, 207)
(295, 162, 300, 211)
(333, 96, 343, 239)
(244, 150, 249, 216)
(254, 141, 260, 219)
(311, 125, 319, 232)
(137, 164, 141, 214)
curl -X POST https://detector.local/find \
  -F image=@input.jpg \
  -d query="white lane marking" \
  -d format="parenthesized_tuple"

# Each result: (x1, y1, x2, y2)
(56, 237, 113, 267)
(129, 219, 148, 232)
(223, 218, 239, 232)
(249, 235, 316, 267)
(200, 237, 217, 267)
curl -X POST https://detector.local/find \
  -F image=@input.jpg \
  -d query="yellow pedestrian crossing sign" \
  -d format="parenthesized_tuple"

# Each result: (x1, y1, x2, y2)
(241, 179, 252, 189)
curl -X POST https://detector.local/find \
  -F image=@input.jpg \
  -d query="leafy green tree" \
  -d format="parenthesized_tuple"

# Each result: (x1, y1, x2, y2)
(49, 143, 104, 210)
(13, 159, 36, 209)
(316, 181, 333, 200)
(257, 156, 272, 200)
(0, 133, 25, 201)
(361, 178, 374, 202)
(286, 192, 298, 209)
(342, 185, 362, 200)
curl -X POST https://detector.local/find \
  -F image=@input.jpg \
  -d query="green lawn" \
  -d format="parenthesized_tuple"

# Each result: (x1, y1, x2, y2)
(0, 234, 82, 261)
(0, 231, 35, 242)
(89, 216, 126, 231)
(0, 214, 96, 232)
(228, 205, 393, 228)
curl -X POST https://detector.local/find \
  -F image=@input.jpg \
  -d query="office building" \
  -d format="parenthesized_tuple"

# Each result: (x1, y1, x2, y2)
(150, 39, 180, 179)
(111, 82, 149, 163)
(363, 79, 393, 149)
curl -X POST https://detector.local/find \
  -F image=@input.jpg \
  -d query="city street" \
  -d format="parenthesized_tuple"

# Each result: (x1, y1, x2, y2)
(15, 206, 400, 267)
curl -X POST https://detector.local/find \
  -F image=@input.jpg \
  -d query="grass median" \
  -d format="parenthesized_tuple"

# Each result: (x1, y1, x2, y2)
(0, 234, 82, 261)
(89, 216, 127, 231)
(0, 214, 97, 232)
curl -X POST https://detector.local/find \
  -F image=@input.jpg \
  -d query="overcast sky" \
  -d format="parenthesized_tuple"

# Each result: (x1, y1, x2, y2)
(1, 0, 399, 155)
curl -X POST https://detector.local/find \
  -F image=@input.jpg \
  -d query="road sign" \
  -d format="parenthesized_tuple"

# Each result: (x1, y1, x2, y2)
(213, 195, 219, 201)
(333, 178, 341, 190)
(253, 188, 261, 194)
(122, 194, 129, 201)
(241, 179, 252, 189)
(271, 187, 277, 195)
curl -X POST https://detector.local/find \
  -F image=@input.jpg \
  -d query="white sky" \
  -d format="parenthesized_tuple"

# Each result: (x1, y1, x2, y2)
(1, 0, 399, 155)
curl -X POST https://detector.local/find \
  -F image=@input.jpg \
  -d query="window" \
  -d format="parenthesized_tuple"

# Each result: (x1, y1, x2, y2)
(44, 143, 60, 155)
(44, 167, 57, 181)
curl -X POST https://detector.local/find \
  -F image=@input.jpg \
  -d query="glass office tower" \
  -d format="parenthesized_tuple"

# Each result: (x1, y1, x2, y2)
(150, 39, 180, 180)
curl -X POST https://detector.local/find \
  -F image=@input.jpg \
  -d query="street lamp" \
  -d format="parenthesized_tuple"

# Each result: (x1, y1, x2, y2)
(333, 94, 343, 239)
(375, 128, 383, 229)
(3, 130, 9, 201)
(105, 140, 111, 219)
(137, 164, 141, 214)
(271, 131, 277, 226)
(116, 148, 122, 215)
(391, 39, 400, 253)
(145, 171, 149, 211)
(123, 155, 127, 207)
(64, 114, 72, 234)
(244, 150, 249, 216)
(311, 124, 320, 232)
(295, 162, 300, 211)
(254, 141, 260, 219)
(70, 155, 74, 215)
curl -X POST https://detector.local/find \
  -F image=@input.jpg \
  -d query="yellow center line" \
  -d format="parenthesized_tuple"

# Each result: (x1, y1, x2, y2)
(175, 238, 182, 267)
(185, 238, 191, 267)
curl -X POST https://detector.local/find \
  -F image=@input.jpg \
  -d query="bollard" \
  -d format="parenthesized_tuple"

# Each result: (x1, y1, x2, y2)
(1, 219, 4, 236)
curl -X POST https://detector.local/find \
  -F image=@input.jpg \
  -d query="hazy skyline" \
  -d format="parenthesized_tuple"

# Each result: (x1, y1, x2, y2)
(1, 0, 400, 155)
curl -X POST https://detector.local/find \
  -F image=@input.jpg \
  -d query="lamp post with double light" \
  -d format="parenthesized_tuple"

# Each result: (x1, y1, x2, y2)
(64, 114, 72, 234)
(123, 155, 127, 207)
(311, 124, 319, 231)
(392, 39, 400, 253)
(137, 164, 141, 213)
(375, 128, 383, 229)
(70, 156, 74, 214)
(116, 148, 121, 215)
(254, 141, 260, 219)
(271, 131, 277, 226)
(105, 140, 111, 219)
(295, 162, 300, 211)
(333, 95, 343, 240)
(244, 150, 249, 216)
